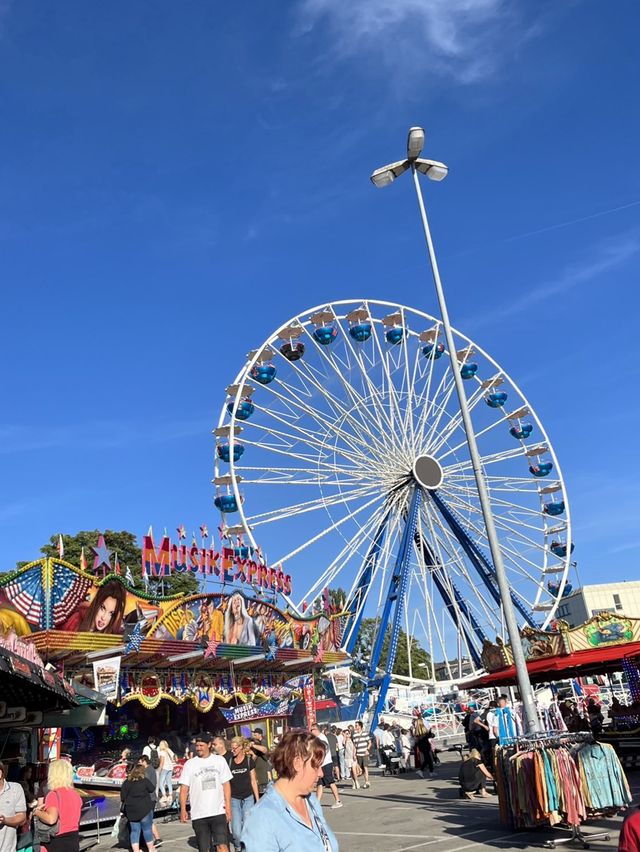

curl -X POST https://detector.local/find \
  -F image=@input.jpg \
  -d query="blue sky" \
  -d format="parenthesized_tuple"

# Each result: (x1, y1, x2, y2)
(1, 1, 639, 603)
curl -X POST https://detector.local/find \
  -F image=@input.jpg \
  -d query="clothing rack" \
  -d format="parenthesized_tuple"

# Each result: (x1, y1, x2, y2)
(496, 731, 627, 848)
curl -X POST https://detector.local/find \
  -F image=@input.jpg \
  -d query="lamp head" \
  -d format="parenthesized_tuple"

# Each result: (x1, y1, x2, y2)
(370, 159, 410, 188)
(407, 127, 425, 161)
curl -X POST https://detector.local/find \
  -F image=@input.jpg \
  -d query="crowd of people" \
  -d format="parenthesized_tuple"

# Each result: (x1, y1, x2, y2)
(3, 702, 639, 852)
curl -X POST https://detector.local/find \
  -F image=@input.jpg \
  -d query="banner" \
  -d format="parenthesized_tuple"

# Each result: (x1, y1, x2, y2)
(304, 678, 316, 727)
(329, 667, 351, 696)
(92, 655, 122, 700)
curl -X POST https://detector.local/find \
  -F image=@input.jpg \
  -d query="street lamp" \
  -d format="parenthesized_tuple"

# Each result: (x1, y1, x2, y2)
(371, 126, 541, 735)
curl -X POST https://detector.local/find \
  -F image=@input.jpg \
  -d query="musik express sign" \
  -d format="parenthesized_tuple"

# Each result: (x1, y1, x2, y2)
(141, 531, 293, 594)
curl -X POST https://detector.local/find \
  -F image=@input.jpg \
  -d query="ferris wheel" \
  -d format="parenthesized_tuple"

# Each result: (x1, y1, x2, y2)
(213, 299, 574, 677)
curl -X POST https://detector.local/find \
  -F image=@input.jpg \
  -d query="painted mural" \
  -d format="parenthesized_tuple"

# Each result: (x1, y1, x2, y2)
(151, 592, 343, 653)
(0, 559, 345, 654)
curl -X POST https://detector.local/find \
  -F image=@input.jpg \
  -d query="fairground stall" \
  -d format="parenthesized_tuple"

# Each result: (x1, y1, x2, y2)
(0, 532, 349, 787)
(464, 611, 640, 766)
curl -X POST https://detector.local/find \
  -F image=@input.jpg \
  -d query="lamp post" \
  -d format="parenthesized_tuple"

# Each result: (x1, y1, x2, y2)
(371, 126, 541, 734)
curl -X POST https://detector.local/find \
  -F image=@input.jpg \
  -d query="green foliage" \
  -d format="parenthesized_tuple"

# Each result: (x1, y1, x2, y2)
(16, 530, 198, 597)
(353, 617, 431, 679)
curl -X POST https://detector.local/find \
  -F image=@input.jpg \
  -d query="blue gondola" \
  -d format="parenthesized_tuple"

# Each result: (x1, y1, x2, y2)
(349, 322, 372, 342)
(543, 500, 565, 516)
(216, 442, 245, 463)
(529, 461, 553, 477)
(280, 341, 305, 361)
(510, 424, 533, 440)
(313, 326, 338, 345)
(250, 363, 277, 385)
(386, 327, 404, 345)
(550, 541, 575, 558)
(548, 581, 573, 597)
(486, 392, 508, 408)
(460, 363, 478, 380)
(227, 398, 255, 420)
(422, 342, 445, 359)
(214, 494, 239, 513)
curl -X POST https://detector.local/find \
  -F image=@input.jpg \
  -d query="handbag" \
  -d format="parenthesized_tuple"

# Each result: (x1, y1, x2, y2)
(34, 792, 60, 845)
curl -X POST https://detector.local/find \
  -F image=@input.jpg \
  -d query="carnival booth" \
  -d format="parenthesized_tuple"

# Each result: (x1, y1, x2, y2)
(462, 614, 640, 846)
(0, 538, 348, 784)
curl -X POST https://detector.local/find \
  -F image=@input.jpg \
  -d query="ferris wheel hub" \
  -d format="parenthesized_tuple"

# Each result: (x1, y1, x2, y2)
(412, 455, 444, 490)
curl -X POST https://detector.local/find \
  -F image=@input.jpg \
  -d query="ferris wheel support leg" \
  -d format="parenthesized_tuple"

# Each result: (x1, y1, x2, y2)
(430, 490, 538, 628)
(410, 164, 541, 734)
(414, 531, 484, 667)
(365, 487, 423, 733)
(343, 508, 391, 656)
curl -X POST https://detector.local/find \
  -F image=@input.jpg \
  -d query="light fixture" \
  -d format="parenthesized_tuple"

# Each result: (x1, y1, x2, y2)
(167, 650, 202, 663)
(283, 656, 315, 667)
(414, 158, 449, 181)
(234, 654, 266, 667)
(86, 645, 126, 661)
(407, 126, 425, 160)
(370, 159, 410, 188)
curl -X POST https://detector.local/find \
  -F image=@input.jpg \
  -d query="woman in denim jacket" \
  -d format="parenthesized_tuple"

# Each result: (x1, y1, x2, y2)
(240, 730, 339, 851)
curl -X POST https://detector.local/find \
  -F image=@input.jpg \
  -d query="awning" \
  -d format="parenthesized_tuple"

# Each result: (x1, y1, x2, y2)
(0, 646, 78, 711)
(463, 640, 640, 688)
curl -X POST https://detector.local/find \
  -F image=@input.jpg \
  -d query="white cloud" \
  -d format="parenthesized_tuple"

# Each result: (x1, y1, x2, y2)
(466, 229, 640, 329)
(297, 0, 528, 83)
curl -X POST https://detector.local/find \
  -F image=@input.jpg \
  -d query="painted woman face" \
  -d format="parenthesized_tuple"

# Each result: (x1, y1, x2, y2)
(232, 596, 242, 617)
(95, 596, 118, 632)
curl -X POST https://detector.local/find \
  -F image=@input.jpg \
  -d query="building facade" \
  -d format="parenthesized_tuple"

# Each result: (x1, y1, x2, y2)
(555, 581, 640, 627)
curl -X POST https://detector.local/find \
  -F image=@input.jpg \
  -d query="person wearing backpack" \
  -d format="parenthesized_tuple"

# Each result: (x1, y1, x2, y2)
(33, 759, 82, 852)
(143, 738, 160, 770)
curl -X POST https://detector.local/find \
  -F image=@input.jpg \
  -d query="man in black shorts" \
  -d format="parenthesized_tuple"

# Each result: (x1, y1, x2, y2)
(179, 734, 232, 852)
(352, 720, 371, 789)
(310, 725, 343, 808)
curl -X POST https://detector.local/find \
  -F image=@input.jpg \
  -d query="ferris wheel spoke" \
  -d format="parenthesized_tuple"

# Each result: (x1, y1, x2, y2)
(427, 379, 491, 456)
(436, 411, 510, 462)
(445, 445, 525, 474)
(443, 483, 545, 520)
(241, 410, 367, 468)
(246, 483, 379, 527)
(299, 321, 396, 445)
(332, 312, 403, 447)
(419, 364, 460, 452)
(257, 377, 390, 462)
(271, 353, 395, 459)
(298, 500, 391, 608)
(365, 313, 410, 449)
(274, 492, 386, 565)
(237, 433, 365, 474)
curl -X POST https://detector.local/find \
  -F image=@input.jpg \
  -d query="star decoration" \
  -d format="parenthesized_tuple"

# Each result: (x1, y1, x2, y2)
(205, 639, 219, 659)
(92, 535, 113, 572)
(200, 524, 209, 539)
(177, 524, 187, 540)
(126, 623, 143, 654)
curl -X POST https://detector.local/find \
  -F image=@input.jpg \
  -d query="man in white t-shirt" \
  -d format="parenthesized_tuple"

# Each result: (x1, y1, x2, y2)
(310, 725, 343, 809)
(179, 734, 232, 852)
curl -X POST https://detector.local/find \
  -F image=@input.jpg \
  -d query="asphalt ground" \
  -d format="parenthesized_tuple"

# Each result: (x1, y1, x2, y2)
(96, 752, 640, 852)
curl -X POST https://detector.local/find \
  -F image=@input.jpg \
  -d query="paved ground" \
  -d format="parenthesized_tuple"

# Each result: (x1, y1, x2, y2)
(95, 753, 639, 852)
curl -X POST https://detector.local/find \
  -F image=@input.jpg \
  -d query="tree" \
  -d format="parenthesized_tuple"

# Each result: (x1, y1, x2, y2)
(16, 530, 198, 597)
(352, 617, 431, 680)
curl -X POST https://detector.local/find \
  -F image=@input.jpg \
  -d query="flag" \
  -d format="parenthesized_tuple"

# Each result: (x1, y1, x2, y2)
(79, 547, 87, 571)
(114, 553, 121, 575)
(125, 566, 135, 586)
(57, 535, 64, 558)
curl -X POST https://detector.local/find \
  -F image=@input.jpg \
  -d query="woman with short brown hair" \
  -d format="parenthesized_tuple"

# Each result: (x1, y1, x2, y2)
(240, 731, 338, 851)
